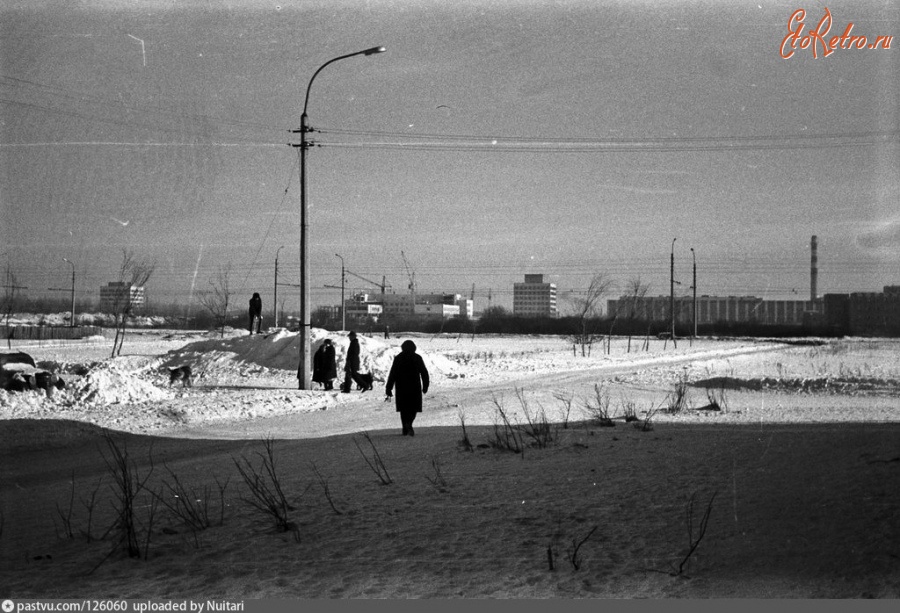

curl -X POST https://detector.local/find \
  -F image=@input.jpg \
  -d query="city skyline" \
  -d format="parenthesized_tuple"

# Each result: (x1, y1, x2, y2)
(2, 0, 898, 315)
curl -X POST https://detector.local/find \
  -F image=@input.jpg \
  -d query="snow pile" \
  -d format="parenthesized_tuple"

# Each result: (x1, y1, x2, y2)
(71, 362, 174, 405)
(161, 329, 462, 383)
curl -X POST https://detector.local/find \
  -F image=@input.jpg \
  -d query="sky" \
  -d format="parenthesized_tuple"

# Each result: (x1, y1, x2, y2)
(1, 0, 898, 316)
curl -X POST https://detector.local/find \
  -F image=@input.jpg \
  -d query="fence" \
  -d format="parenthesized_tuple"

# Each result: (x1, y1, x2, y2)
(1, 326, 103, 341)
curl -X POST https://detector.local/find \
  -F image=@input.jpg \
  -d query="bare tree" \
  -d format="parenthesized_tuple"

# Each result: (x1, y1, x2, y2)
(108, 249, 155, 358)
(568, 273, 614, 357)
(2, 263, 22, 349)
(196, 263, 233, 338)
(623, 276, 651, 353)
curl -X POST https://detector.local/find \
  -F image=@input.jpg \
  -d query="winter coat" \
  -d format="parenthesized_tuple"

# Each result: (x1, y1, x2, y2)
(385, 340, 430, 413)
(345, 337, 361, 373)
(312, 343, 337, 383)
(249, 294, 262, 317)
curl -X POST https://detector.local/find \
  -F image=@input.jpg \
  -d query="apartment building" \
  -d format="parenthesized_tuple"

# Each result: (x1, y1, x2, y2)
(513, 274, 558, 317)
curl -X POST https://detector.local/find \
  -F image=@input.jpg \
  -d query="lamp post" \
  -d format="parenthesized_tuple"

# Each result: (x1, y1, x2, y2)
(669, 238, 676, 343)
(274, 246, 284, 328)
(292, 46, 386, 390)
(62, 258, 75, 328)
(690, 247, 697, 340)
(335, 253, 345, 332)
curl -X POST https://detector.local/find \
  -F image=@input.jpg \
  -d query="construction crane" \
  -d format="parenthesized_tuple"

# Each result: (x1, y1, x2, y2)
(346, 269, 391, 295)
(400, 251, 416, 305)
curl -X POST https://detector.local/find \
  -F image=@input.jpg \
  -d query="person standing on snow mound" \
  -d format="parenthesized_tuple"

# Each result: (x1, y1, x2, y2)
(385, 340, 430, 436)
(342, 331, 370, 392)
(248, 292, 263, 334)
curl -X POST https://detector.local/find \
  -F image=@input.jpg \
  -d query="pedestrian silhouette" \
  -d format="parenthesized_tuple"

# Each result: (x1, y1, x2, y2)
(248, 293, 262, 334)
(385, 340, 430, 436)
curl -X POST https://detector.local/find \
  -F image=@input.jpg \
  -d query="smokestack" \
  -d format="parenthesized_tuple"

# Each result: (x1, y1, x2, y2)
(810, 235, 818, 301)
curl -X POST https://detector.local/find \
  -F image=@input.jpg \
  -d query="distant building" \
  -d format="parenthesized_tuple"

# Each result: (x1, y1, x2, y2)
(824, 286, 900, 336)
(606, 294, 822, 326)
(99, 282, 145, 314)
(513, 274, 558, 317)
(344, 294, 383, 322)
(342, 291, 472, 322)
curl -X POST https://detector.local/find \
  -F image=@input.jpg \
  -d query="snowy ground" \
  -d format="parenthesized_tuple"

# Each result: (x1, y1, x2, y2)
(2, 323, 900, 598)
(2, 325, 899, 437)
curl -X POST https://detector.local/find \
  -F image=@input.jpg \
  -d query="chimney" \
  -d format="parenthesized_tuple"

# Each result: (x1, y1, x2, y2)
(810, 235, 818, 301)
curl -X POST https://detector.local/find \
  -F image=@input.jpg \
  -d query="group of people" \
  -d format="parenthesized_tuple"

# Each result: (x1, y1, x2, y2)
(309, 331, 372, 393)
(309, 331, 430, 437)
(250, 292, 430, 436)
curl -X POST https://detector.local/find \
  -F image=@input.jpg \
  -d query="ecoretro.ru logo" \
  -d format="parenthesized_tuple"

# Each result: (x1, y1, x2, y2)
(780, 7, 893, 59)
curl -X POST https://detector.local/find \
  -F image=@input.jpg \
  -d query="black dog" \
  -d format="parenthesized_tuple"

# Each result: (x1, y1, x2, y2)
(357, 372, 374, 392)
(168, 366, 193, 387)
(339, 373, 374, 393)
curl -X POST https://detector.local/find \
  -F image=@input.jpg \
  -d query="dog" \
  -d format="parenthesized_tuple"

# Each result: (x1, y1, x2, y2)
(168, 365, 193, 388)
(357, 372, 374, 392)
(339, 373, 374, 393)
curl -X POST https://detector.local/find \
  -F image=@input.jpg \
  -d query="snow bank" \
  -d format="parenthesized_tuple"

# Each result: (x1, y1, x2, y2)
(161, 329, 461, 383)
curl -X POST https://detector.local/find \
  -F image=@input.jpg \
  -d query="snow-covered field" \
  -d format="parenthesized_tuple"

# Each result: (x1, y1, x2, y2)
(2, 324, 899, 598)
(3, 326, 899, 437)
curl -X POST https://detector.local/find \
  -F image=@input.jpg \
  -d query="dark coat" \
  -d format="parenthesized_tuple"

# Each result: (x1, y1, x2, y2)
(312, 343, 337, 383)
(345, 337, 361, 373)
(385, 341, 430, 413)
(249, 294, 262, 316)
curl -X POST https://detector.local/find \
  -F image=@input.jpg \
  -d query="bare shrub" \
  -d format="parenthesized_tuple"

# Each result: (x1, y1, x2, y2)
(353, 431, 393, 485)
(665, 372, 690, 413)
(621, 399, 639, 423)
(310, 462, 342, 515)
(233, 438, 295, 536)
(674, 490, 718, 576)
(569, 525, 598, 571)
(425, 457, 448, 492)
(488, 395, 524, 454)
(153, 465, 229, 547)
(636, 401, 661, 432)
(100, 433, 155, 559)
(457, 409, 474, 452)
(583, 383, 614, 427)
(552, 391, 575, 429)
(55, 470, 77, 540)
(516, 388, 555, 448)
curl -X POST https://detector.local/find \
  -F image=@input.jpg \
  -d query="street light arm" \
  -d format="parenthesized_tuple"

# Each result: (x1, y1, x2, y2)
(302, 46, 386, 115)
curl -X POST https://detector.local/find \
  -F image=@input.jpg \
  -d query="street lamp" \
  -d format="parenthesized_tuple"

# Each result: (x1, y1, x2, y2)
(274, 246, 284, 328)
(669, 238, 676, 343)
(292, 46, 386, 390)
(62, 258, 75, 328)
(335, 254, 346, 332)
(690, 247, 697, 340)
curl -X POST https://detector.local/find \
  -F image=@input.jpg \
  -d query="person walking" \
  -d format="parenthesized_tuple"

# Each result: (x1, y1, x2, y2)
(312, 338, 337, 390)
(248, 292, 263, 334)
(385, 340, 430, 436)
(342, 331, 370, 392)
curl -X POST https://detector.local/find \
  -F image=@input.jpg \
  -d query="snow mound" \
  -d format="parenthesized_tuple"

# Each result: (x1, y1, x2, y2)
(72, 362, 174, 405)
(162, 329, 462, 383)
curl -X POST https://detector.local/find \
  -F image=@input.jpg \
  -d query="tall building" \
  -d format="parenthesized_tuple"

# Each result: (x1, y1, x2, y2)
(513, 274, 558, 317)
(99, 282, 145, 313)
